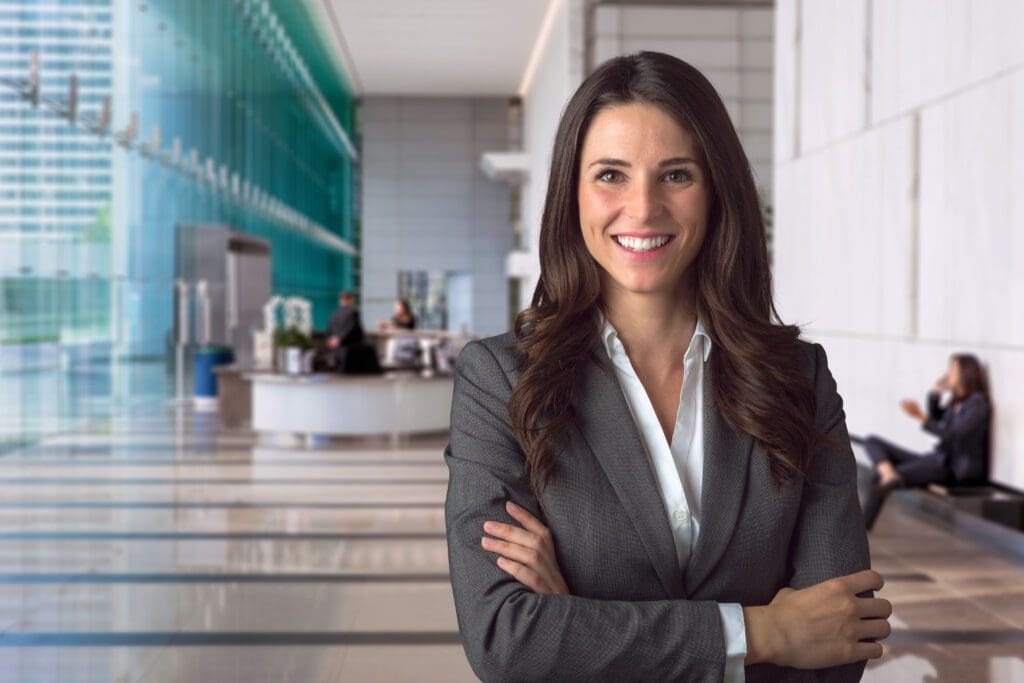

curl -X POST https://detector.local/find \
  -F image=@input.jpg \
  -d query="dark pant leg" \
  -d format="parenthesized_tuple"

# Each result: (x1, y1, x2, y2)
(864, 434, 948, 486)
(862, 435, 945, 531)
(864, 435, 927, 468)
(893, 452, 948, 487)
(332, 346, 350, 373)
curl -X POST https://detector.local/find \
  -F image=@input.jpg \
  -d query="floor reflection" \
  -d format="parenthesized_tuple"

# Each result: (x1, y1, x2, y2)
(0, 406, 1021, 681)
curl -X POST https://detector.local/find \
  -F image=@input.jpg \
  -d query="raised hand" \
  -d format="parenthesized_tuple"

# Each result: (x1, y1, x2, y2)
(899, 398, 925, 421)
(481, 500, 569, 595)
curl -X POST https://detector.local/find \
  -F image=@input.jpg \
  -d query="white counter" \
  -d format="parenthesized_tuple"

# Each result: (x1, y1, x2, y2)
(247, 371, 454, 441)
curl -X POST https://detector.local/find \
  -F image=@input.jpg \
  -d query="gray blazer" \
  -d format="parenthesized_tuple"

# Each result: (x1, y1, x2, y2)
(445, 332, 871, 682)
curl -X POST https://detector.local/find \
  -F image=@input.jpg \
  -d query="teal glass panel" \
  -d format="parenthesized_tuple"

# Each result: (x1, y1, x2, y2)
(0, 0, 359, 447)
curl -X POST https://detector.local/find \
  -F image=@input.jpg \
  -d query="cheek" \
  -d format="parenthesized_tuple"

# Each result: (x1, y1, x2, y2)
(578, 187, 617, 222)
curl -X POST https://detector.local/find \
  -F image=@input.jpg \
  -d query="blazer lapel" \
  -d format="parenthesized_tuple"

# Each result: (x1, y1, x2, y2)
(572, 347, 685, 599)
(684, 364, 753, 595)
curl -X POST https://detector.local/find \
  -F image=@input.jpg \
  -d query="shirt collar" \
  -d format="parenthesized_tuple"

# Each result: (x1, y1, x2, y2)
(598, 311, 712, 363)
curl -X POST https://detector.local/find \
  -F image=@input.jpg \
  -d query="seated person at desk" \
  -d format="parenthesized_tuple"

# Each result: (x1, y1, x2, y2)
(379, 298, 417, 330)
(326, 291, 380, 374)
(862, 353, 991, 530)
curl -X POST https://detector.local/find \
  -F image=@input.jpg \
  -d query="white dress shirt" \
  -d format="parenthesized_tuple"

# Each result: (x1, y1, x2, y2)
(600, 314, 747, 682)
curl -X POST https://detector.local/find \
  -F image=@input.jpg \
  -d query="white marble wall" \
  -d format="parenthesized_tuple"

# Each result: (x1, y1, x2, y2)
(360, 98, 513, 336)
(774, 0, 1024, 490)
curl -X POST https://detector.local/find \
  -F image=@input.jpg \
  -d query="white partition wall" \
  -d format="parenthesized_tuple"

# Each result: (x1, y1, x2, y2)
(361, 98, 514, 336)
(773, 0, 1024, 490)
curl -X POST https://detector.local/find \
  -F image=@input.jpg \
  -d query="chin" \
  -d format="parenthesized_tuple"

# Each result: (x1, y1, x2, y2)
(612, 276, 671, 295)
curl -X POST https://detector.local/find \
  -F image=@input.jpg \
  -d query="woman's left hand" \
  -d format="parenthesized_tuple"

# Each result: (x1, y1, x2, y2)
(481, 501, 569, 595)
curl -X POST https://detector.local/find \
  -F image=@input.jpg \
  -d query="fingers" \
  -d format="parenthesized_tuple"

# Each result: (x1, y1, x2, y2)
(856, 597, 892, 620)
(505, 500, 548, 536)
(853, 617, 892, 642)
(481, 500, 548, 549)
(840, 569, 884, 594)
(494, 557, 546, 593)
(482, 519, 538, 550)
(481, 535, 541, 568)
(850, 641, 884, 662)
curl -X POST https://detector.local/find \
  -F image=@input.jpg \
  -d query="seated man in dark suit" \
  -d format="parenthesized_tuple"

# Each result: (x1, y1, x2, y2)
(326, 291, 380, 374)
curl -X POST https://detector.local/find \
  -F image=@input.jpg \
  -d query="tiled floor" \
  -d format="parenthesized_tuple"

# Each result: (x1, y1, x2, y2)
(0, 410, 1021, 682)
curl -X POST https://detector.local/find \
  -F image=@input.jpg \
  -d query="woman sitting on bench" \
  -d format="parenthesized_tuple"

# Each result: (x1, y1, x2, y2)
(862, 353, 991, 531)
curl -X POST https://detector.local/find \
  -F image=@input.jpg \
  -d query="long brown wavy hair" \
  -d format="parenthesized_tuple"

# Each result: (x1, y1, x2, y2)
(951, 353, 990, 405)
(509, 51, 828, 498)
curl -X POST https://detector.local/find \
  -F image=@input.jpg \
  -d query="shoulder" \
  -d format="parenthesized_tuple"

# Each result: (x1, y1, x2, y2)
(793, 339, 844, 422)
(454, 331, 522, 388)
(795, 338, 827, 383)
(961, 392, 990, 412)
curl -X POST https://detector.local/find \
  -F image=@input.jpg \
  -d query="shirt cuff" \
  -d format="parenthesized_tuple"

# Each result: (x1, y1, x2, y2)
(718, 602, 747, 683)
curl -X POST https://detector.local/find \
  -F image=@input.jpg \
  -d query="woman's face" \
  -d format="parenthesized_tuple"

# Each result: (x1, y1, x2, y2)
(577, 102, 709, 299)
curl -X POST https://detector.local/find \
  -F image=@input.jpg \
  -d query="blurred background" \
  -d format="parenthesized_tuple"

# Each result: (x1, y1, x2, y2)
(0, 0, 1021, 681)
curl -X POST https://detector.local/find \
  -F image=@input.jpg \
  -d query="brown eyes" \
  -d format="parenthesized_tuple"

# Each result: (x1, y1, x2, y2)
(596, 169, 623, 183)
(663, 169, 694, 183)
(593, 168, 694, 184)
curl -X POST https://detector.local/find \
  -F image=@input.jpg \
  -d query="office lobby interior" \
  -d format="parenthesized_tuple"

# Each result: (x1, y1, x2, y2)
(2, 1, 1023, 681)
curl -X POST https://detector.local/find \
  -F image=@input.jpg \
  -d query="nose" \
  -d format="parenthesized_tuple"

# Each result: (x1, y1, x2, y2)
(623, 179, 663, 223)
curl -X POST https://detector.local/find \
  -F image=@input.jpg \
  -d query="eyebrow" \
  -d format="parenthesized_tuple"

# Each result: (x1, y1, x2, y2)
(586, 156, 698, 169)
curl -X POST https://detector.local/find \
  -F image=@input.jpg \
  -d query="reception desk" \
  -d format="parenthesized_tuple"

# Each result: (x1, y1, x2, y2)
(247, 371, 454, 444)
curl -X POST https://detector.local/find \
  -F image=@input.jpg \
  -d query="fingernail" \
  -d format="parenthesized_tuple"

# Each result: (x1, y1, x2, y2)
(483, 521, 495, 531)
(496, 557, 508, 568)
(506, 501, 519, 511)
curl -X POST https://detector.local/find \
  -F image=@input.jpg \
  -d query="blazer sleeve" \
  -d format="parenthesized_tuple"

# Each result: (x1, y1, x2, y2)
(922, 394, 989, 440)
(445, 340, 728, 683)
(784, 343, 873, 682)
(925, 390, 945, 422)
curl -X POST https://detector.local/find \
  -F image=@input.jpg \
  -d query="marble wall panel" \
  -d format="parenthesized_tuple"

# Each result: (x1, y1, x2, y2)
(799, 0, 868, 152)
(872, 0, 1024, 123)
(917, 70, 1024, 347)
(773, 0, 798, 165)
(774, 117, 915, 338)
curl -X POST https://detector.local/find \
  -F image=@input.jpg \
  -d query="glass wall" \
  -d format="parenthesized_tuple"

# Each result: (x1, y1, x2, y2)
(0, 0, 359, 448)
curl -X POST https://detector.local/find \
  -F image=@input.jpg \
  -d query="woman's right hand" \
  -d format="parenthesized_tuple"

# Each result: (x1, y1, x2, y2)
(743, 569, 892, 669)
(899, 398, 925, 422)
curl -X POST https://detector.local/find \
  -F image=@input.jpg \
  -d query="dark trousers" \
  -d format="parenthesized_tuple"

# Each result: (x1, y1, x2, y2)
(863, 435, 949, 488)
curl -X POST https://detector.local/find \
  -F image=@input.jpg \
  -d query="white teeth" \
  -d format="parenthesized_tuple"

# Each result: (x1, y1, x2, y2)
(613, 235, 671, 252)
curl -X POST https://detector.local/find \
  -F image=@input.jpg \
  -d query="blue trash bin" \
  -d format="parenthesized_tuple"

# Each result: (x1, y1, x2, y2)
(194, 345, 234, 400)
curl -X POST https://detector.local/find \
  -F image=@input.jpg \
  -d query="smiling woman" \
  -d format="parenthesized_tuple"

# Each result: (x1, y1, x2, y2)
(444, 51, 890, 682)
(578, 103, 709, 299)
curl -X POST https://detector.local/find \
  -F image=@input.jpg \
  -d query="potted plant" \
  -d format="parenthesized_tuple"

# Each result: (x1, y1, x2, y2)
(273, 325, 313, 374)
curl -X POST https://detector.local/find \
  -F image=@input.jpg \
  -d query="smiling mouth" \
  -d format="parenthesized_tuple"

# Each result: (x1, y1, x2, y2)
(612, 234, 674, 252)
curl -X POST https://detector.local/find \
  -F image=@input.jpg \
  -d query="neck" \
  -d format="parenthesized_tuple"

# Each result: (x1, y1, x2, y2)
(600, 275, 698, 361)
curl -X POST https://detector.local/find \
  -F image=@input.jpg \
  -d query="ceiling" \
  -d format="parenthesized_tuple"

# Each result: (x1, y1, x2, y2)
(312, 0, 555, 97)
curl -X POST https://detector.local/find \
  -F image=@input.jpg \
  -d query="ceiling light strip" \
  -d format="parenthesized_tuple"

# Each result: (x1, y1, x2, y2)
(518, 0, 565, 97)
